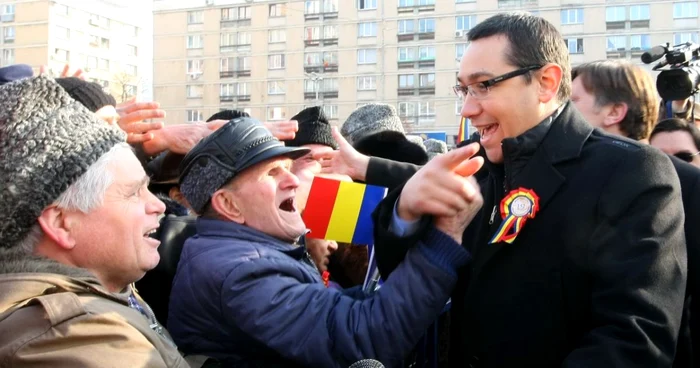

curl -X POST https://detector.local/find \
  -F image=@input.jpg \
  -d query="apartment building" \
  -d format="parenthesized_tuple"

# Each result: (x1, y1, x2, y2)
(0, 0, 152, 101)
(153, 0, 700, 144)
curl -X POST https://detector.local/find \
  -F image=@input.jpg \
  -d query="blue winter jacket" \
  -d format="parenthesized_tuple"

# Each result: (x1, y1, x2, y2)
(168, 218, 470, 368)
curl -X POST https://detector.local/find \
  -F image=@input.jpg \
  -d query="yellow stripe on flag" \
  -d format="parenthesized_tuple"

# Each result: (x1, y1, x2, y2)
(325, 181, 366, 243)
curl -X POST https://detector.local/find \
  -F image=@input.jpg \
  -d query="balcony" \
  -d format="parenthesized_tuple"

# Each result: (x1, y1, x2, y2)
(304, 91, 339, 100)
(399, 59, 434, 69)
(220, 69, 251, 78)
(497, 0, 537, 8)
(397, 87, 436, 96)
(305, 11, 339, 21)
(220, 18, 252, 28)
(304, 63, 339, 73)
(397, 3, 435, 14)
(605, 21, 626, 30)
(219, 94, 251, 103)
(630, 19, 650, 28)
(304, 38, 339, 47)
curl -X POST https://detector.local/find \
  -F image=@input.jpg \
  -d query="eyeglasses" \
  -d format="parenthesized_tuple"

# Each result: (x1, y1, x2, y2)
(453, 65, 543, 100)
(674, 151, 700, 163)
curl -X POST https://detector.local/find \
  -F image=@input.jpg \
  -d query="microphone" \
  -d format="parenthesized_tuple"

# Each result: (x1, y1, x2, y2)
(349, 359, 385, 368)
(642, 45, 668, 64)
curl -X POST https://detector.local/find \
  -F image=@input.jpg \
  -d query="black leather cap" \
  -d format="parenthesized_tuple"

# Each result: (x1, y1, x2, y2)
(178, 117, 310, 212)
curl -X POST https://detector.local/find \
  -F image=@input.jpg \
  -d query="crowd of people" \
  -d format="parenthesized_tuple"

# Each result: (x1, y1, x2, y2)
(1, 11, 700, 368)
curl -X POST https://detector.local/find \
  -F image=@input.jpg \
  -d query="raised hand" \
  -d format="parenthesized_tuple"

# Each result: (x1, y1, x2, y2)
(313, 127, 370, 181)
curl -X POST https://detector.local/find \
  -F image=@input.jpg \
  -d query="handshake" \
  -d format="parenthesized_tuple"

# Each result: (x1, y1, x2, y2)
(397, 143, 484, 243)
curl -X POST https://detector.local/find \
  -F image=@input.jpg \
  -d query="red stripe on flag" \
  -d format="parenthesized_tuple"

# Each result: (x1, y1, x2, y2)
(302, 177, 341, 240)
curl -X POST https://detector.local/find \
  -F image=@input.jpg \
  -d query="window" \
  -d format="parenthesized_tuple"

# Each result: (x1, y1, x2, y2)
(560, 9, 583, 24)
(305, 52, 322, 65)
(124, 85, 137, 98)
(321, 78, 338, 91)
(357, 76, 377, 90)
(398, 102, 415, 117)
(188, 11, 203, 24)
(418, 18, 435, 33)
(187, 85, 203, 98)
(221, 32, 236, 46)
(398, 20, 415, 34)
(268, 54, 286, 69)
(456, 15, 477, 31)
(269, 29, 286, 43)
(55, 26, 69, 40)
(674, 32, 699, 44)
(269, 4, 286, 17)
(455, 100, 462, 115)
(419, 101, 435, 116)
(236, 82, 250, 96)
(357, 49, 377, 64)
(324, 51, 338, 65)
(0, 5, 14, 22)
(456, 43, 468, 59)
(398, 47, 416, 61)
(323, 105, 339, 119)
(306, 26, 320, 41)
(358, 22, 377, 37)
(606, 6, 626, 21)
(564, 38, 584, 54)
(607, 36, 627, 51)
(629, 5, 650, 20)
(237, 56, 251, 71)
(323, 0, 339, 12)
(674, 2, 698, 18)
(87, 56, 97, 70)
(221, 8, 236, 20)
(419, 46, 435, 60)
(89, 34, 99, 46)
(98, 58, 109, 70)
(221, 83, 235, 97)
(630, 34, 650, 50)
(2, 49, 14, 66)
(89, 14, 110, 29)
(125, 64, 137, 75)
(187, 35, 203, 49)
(238, 32, 251, 46)
(267, 107, 287, 121)
(357, 0, 377, 10)
(456, 0, 475, 3)
(187, 59, 203, 74)
(126, 45, 137, 57)
(55, 4, 68, 16)
(268, 81, 286, 95)
(100, 37, 110, 49)
(305, 79, 318, 92)
(324, 25, 338, 39)
(3, 26, 14, 42)
(238, 6, 251, 20)
(54, 48, 69, 61)
(399, 74, 415, 88)
(187, 110, 203, 123)
(399, 0, 435, 6)
(419, 73, 435, 87)
(125, 25, 138, 37)
(305, 0, 321, 14)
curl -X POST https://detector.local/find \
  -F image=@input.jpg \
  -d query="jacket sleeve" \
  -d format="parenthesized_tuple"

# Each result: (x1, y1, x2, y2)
(365, 157, 421, 191)
(220, 227, 470, 368)
(563, 149, 687, 367)
(10, 313, 186, 368)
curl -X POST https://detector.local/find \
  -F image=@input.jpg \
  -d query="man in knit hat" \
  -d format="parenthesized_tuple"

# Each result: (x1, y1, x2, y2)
(341, 103, 429, 166)
(424, 138, 448, 160)
(0, 76, 190, 367)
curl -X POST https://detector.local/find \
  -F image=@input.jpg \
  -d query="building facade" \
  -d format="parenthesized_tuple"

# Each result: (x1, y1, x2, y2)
(153, 0, 699, 144)
(0, 0, 151, 101)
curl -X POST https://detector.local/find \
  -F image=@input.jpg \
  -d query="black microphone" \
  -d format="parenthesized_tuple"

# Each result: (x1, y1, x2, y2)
(642, 45, 668, 64)
(349, 359, 385, 368)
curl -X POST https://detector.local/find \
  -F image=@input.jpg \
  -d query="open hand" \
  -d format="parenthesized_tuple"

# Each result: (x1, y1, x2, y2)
(314, 127, 370, 181)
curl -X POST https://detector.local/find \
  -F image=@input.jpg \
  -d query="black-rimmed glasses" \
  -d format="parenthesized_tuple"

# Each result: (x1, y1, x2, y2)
(674, 150, 700, 163)
(453, 65, 543, 100)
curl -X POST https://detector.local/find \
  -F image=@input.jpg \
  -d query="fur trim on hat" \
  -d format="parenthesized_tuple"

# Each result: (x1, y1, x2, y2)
(353, 131, 429, 165)
(341, 103, 405, 145)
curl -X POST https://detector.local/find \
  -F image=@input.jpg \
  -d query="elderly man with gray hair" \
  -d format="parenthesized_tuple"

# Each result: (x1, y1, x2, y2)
(0, 76, 190, 367)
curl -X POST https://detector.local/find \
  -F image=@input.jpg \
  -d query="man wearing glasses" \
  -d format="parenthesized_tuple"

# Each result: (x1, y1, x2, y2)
(369, 13, 687, 367)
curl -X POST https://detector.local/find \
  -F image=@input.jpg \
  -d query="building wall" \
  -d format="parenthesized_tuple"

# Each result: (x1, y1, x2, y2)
(153, 0, 700, 144)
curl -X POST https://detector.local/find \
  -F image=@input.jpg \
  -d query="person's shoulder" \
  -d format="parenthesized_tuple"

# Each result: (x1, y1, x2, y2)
(587, 129, 645, 153)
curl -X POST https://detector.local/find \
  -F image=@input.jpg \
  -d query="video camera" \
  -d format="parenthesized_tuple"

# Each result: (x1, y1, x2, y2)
(641, 41, 700, 101)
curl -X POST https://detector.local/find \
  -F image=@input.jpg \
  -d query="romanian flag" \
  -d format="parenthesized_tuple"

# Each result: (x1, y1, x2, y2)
(302, 177, 387, 245)
(457, 116, 467, 144)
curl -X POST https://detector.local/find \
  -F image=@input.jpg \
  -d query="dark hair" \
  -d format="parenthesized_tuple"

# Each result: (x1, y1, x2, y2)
(206, 109, 250, 122)
(572, 60, 659, 141)
(650, 118, 700, 151)
(467, 12, 571, 102)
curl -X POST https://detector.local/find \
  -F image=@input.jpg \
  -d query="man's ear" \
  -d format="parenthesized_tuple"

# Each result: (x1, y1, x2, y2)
(537, 63, 563, 103)
(36, 205, 76, 250)
(211, 189, 244, 224)
(603, 103, 628, 127)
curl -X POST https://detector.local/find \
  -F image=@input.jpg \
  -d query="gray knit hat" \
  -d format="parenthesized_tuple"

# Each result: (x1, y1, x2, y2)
(424, 138, 448, 160)
(0, 75, 126, 248)
(340, 103, 405, 145)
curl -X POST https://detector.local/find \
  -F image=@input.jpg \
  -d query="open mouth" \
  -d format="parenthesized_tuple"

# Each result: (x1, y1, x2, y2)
(279, 197, 297, 213)
(143, 228, 157, 238)
(477, 123, 499, 143)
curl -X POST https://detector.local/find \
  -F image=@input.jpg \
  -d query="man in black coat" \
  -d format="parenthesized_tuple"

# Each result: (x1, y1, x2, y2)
(571, 59, 700, 367)
(365, 13, 687, 367)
